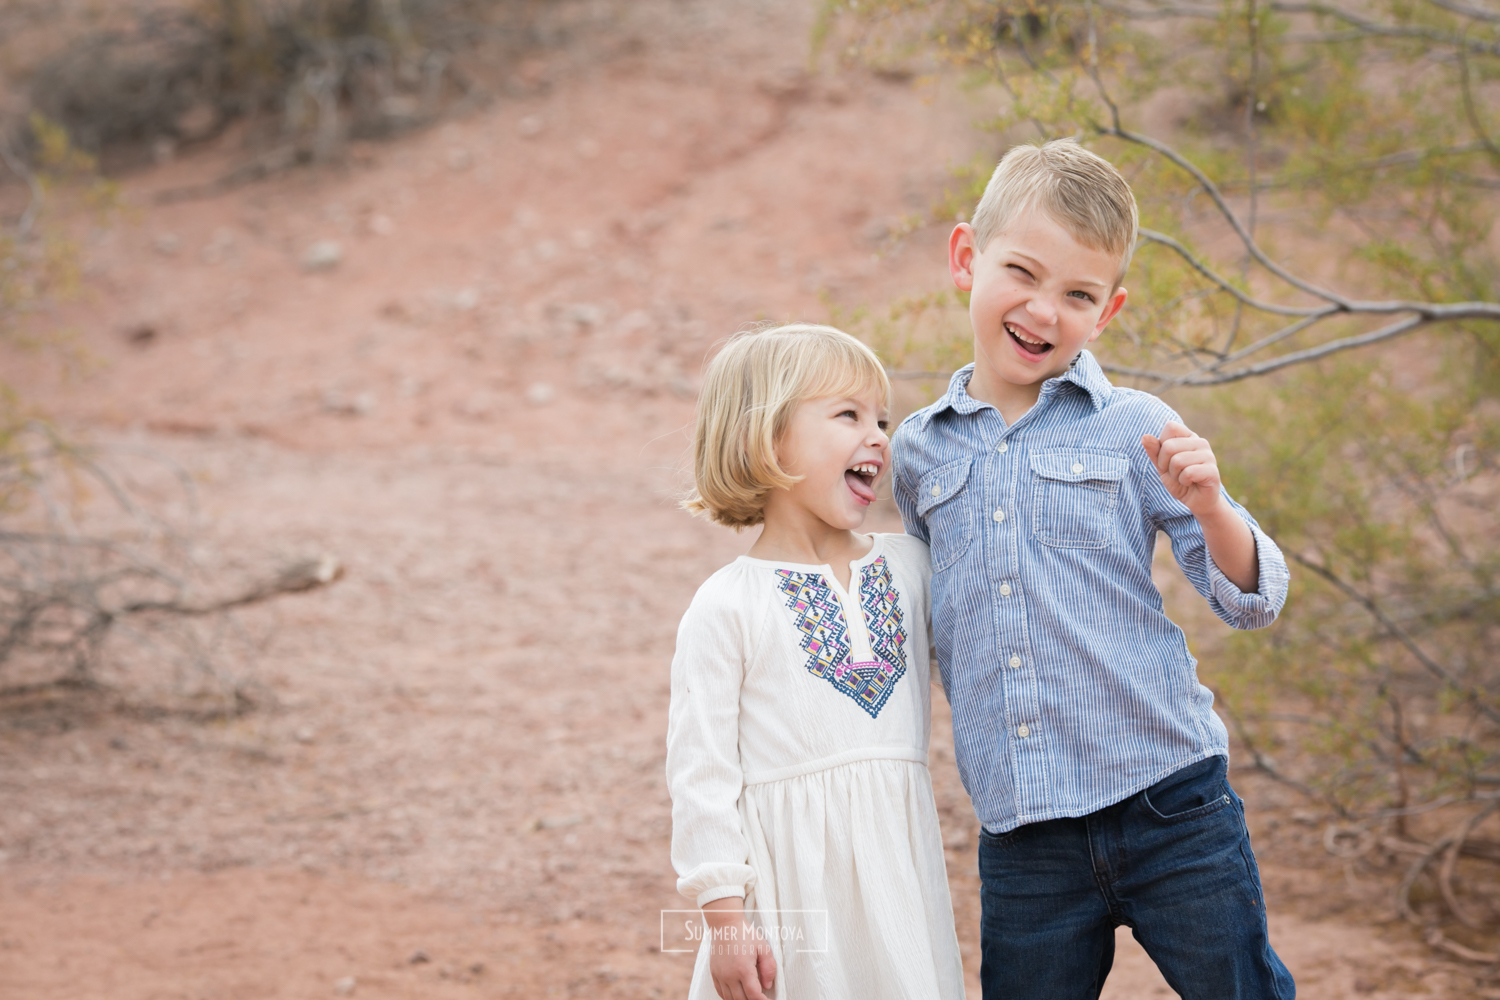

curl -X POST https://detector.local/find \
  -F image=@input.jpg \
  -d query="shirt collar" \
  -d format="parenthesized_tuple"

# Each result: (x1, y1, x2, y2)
(918, 349, 1113, 427)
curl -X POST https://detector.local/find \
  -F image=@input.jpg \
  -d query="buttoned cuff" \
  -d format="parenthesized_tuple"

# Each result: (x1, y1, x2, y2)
(1205, 517, 1289, 629)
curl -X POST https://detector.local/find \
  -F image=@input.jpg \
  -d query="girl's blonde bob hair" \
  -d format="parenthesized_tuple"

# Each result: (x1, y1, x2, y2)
(683, 324, 890, 529)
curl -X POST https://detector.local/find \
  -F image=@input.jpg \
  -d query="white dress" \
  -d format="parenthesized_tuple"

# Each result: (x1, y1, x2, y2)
(666, 533, 964, 1000)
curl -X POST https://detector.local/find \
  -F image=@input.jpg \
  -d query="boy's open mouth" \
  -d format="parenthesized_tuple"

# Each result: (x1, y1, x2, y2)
(1006, 322, 1053, 356)
(845, 462, 878, 504)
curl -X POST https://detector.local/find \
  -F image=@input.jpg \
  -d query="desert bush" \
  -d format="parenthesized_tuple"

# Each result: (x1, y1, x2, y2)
(11, 0, 542, 173)
(823, 0, 1500, 964)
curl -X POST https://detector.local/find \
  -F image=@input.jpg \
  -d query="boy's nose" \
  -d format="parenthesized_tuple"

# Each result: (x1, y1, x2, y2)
(1025, 295, 1058, 325)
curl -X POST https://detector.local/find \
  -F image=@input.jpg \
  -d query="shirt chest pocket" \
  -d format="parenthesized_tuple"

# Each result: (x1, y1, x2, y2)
(916, 457, 974, 573)
(1029, 450, 1129, 549)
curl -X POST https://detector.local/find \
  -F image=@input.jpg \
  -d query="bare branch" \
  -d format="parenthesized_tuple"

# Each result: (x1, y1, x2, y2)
(1138, 230, 1328, 316)
(1459, 31, 1500, 164)
(1100, 124, 1355, 305)
(1098, 0, 1500, 54)
(117, 554, 343, 617)
(1425, 0, 1500, 23)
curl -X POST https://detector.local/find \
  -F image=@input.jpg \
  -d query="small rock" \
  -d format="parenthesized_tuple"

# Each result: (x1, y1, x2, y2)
(452, 288, 479, 311)
(562, 303, 603, 330)
(302, 240, 344, 272)
(518, 115, 545, 138)
(408, 949, 431, 965)
(125, 324, 158, 347)
(526, 382, 555, 406)
(447, 147, 472, 171)
(321, 390, 376, 417)
(368, 214, 394, 236)
(153, 233, 180, 256)
(575, 138, 600, 159)
(532, 814, 583, 831)
(294, 726, 316, 744)
(334, 976, 356, 995)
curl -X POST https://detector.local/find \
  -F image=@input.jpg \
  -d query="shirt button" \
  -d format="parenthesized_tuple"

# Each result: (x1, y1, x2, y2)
(992, 508, 1005, 522)
(997, 442, 1009, 454)
(930, 484, 942, 497)
(1017, 724, 1030, 738)
(1072, 462, 1084, 474)
(1009, 655, 1022, 668)
(999, 583, 1012, 597)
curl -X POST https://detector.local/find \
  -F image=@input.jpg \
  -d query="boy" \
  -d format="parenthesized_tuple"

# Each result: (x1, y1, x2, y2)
(892, 139, 1295, 999)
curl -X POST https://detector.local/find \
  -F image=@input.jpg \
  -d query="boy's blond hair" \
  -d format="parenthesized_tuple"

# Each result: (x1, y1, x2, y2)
(683, 324, 890, 529)
(970, 139, 1139, 285)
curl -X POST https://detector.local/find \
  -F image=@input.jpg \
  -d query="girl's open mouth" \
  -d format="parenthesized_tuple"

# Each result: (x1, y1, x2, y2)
(1006, 322, 1053, 356)
(845, 462, 878, 504)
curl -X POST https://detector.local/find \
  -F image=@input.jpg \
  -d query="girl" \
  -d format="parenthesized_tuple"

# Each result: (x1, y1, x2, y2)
(667, 324, 964, 999)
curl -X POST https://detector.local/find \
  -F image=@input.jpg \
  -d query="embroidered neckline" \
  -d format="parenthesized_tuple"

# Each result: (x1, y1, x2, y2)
(773, 555, 908, 718)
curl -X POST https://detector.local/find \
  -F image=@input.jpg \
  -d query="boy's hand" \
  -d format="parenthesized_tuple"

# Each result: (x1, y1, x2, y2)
(1141, 421, 1226, 517)
(1144, 420, 1261, 593)
(703, 898, 776, 1000)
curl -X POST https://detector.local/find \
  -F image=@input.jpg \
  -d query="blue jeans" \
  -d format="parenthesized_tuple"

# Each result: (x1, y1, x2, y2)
(978, 756, 1295, 1000)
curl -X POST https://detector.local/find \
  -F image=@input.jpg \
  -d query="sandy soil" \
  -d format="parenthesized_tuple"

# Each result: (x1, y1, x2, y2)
(0, 1, 1486, 996)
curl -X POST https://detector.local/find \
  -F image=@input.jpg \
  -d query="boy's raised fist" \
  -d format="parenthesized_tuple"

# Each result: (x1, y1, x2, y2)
(1141, 421, 1224, 516)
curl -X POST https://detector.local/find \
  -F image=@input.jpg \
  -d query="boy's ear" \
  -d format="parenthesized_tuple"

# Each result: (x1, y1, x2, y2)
(948, 224, 977, 292)
(1088, 286, 1129, 342)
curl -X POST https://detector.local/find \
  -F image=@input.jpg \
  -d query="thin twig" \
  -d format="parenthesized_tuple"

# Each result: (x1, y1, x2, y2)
(0, 134, 42, 238)
(1458, 28, 1500, 165)
(1291, 552, 1500, 726)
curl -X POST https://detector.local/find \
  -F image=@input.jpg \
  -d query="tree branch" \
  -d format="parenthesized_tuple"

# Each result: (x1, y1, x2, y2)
(1291, 552, 1500, 726)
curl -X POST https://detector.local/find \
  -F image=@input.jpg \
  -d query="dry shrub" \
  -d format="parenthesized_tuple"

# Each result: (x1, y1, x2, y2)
(0, 421, 340, 715)
(13, 0, 545, 172)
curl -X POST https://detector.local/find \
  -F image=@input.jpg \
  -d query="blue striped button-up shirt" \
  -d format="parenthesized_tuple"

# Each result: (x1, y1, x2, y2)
(892, 351, 1289, 833)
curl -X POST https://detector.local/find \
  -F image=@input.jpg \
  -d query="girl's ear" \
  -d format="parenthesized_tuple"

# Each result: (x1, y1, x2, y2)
(949, 224, 978, 293)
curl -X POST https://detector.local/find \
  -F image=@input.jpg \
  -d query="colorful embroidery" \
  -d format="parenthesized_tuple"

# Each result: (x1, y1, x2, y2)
(773, 556, 908, 718)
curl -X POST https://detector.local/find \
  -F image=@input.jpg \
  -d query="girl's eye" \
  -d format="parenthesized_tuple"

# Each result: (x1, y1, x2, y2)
(877, 420, 889, 431)
(838, 409, 858, 420)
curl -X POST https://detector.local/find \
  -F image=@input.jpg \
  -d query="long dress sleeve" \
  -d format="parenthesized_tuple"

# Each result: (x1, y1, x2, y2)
(666, 589, 760, 907)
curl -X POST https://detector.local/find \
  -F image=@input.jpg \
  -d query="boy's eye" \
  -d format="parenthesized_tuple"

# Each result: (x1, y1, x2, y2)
(1007, 264, 1035, 280)
(1069, 290, 1096, 303)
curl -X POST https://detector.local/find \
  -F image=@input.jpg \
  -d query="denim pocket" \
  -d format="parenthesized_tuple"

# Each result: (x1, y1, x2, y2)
(1029, 449, 1128, 550)
(917, 457, 974, 573)
(978, 826, 1023, 850)
(1141, 757, 1235, 824)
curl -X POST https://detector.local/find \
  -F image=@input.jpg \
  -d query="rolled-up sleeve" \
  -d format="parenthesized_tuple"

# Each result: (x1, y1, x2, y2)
(1149, 482, 1289, 630)
(665, 597, 757, 907)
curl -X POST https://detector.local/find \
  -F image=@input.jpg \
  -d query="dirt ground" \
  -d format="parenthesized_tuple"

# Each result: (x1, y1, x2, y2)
(0, 1, 1486, 996)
